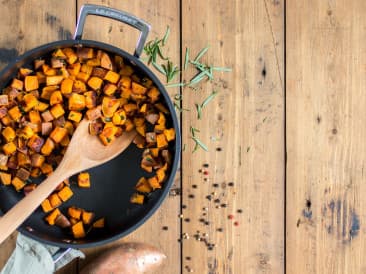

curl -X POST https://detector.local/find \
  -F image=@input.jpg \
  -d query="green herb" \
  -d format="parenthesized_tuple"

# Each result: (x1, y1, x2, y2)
(143, 37, 168, 65)
(165, 82, 186, 88)
(162, 26, 170, 46)
(152, 62, 166, 75)
(106, 137, 111, 143)
(194, 46, 209, 62)
(104, 117, 112, 122)
(247, 146, 250, 152)
(162, 60, 179, 83)
(212, 66, 232, 72)
(146, 157, 153, 163)
(190, 126, 207, 152)
(182, 144, 186, 151)
(195, 90, 218, 119)
(184, 47, 190, 70)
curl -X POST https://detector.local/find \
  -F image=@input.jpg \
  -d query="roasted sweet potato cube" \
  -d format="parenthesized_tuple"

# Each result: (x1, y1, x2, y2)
(2, 126, 15, 142)
(64, 121, 74, 135)
(3, 142, 17, 155)
(77, 47, 94, 59)
(136, 125, 145, 137)
(1, 115, 12, 127)
(34, 59, 45, 70)
(119, 76, 131, 89)
(8, 106, 22, 121)
(86, 106, 102, 121)
(72, 80, 87, 93)
(19, 68, 33, 78)
(61, 78, 73, 94)
(49, 193, 62, 208)
(30, 168, 41, 178)
(16, 167, 30, 181)
(34, 102, 49, 112)
(45, 208, 61, 225)
(46, 75, 63, 86)
(68, 62, 81, 76)
(50, 91, 63, 106)
(78, 172, 90, 188)
(27, 135, 44, 153)
(50, 57, 65, 68)
(50, 127, 68, 143)
(50, 104, 65, 119)
(87, 76, 103, 90)
(101, 97, 120, 118)
(0, 95, 9, 106)
(42, 64, 56, 76)
(147, 87, 160, 102)
(68, 207, 82, 220)
(104, 70, 120, 84)
(164, 128, 176, 142)
(92, 218, 105, 228)
(135, 177, 152, 193)
(41, 110, 54, 122)
(156, 168, 166, 183)
(100, 52, 113, 70)
(41, 198, 53, 213)
(120, 88, 132, 99)
(0, 172, 11, 185)
(52, 49, 66, 59)
(82, 210, 95, 225)
(68, 111, 82, 122)
(60, 135, 70, 147)
(76, 71, 90, 83)
(84, 91, 97, 109)
(71, 221, 86, 238)
(63, 48, 78, 64)
(148, 176, 161, 190)
(155, 123, 166, 134)
(91, 67, 106, 78)
(40, 162, 53, 174)
(11, 78, 23, 90)
(31, 153, 45, 167)
(23, 93, 39, 111)
(124, 119, 134, 132)
(19, 125, 34, 139)
(131, 82, 147, 95)
(103, 83, 117, 96)
(69, 93, 86, 111)
(24, 76, 39, 91)
(58, 185, 73, 202)
(60, 68, 69, 79)
(41, 85, 58, 100)
(119, 65, 133, 76)
(11, 177, 25, 191)
(130, 193, 145, 204)
(41, 138, 55, 156)
(156, 134, 168, 148)
(112, 110, 126, 125)
(123, 103, 137, 113)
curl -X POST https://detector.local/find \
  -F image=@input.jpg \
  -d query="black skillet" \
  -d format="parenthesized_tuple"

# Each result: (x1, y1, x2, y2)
(0, 5, 180, 248)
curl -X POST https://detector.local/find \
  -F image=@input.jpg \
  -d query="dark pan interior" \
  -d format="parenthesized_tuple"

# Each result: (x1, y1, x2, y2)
(0, 40, 180, 248)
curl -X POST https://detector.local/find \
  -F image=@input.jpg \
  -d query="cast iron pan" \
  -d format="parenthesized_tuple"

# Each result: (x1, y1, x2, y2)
(0, 5, 180, 248)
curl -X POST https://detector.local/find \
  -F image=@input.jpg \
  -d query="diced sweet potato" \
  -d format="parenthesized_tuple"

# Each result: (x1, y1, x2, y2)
(104, 71, 120, 84)
(41, 138, 55, 156)
(87, 76, 103, 90)
(50, 91, 63, 106)
(101, 97, 120, 118)
(100, 52, 113, 70)
(68, 93, 86, 111)
(23, 183, 37, 195)
(68, 206, 83, 220)
(131, 82, 147, 95)
(148, 176, 161, 190)
(3, 142, 17, 155)
(45, 208, 61, 225)
(135, 177, 152, 193)
(63, 48, 78, 64)
(156, 134, 168, 148)
(103, 83, 117, 96)
(16, 167, 30, 181)
(72, 80, 87, 93)
(92, 218, 105, 228)
(11, 78, 23, 91)
(40, 162, 53, 174)
(2, 126, 15, 142)
(86, 106, 102, 121)
(163, 128, 176, 142)
(58, 185, 73, 202)
(19, 125, 34, 139)
(68, 110, 82, 122)
(61, 78, 74, 94)
(130, 193, 145, 204)
(31, 153, 45, 167)
(82, 210, 95, 225)
(78, 172, 90, 188)
(0, 172, 11, 185)
(24, 76, 39, 91)
(71, 221, 86, 238)
(41, 199, 53, 213)
(84, 91, 97, 109)
(27, 135, 45, 153)
(11, 177, 25, 191)
(46, 76, 63, 86)
(8, 106, 22, 121)
(50, 127, 68, 143)
(49, 193, 62, 208)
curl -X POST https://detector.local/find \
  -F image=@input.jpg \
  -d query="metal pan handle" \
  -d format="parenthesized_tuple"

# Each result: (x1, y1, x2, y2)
(74, 4, 151, 58)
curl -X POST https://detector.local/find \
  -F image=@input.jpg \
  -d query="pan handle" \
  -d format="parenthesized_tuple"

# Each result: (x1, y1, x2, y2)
(74, 4, 151, 58)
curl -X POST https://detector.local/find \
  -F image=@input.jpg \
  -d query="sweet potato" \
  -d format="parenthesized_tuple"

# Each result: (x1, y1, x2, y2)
(80, 242, 166, 274)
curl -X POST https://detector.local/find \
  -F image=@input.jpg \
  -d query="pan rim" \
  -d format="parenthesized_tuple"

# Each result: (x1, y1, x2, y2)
(0, 39, 181, 248)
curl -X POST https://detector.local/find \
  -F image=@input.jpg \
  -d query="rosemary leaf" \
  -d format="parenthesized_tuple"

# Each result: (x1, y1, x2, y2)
(195, 103, 202, 119)
(212, 66, 232, 72)
(191, 136, 208, 152)
(162, 26, 170, 46)
(152, 61, 166, 75)
(189, 71, 207, 85)
(165, 82, 186, 88)
(194, 46, 209, 62)
(201, 90, 218, 108)
(184, 47, 190, 70)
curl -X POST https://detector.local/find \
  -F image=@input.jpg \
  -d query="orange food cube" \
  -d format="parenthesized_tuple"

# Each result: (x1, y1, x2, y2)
(156, 134, 168, 148)
(50, 104, 65, 119)
(23, 93, 39, 111)
(63, 48, 78, 64)
(41, 138, 55, 156)
(3, 142, 17, 155)
(58, 186, 73, 202)
(68, 206, 82, 220)
(50, 127, 68, 143)
(135, 177, 152, 193)
(72, 80, 87, 93)
(103, 83, 117, 96)
(87, 76, 103, 90)
(76, 71, 90, 83)
(68, 62, 81, 76)
(11, 177, 25, 191)
(130, 193, 145, 204)
(104, 70, 120, 84)
(50, 91, 63, 106)
(68, 111, 82, 122)
(46, 76, 63, 86)
(8, 106, 22, 121)
(45, 208, 61, 225)
(49, 193, 62, 208)
(71, 221, 86, 238)
(68, 93, 86, 111)
(24, 76, 39, 91)
(40, 162, 53, 174)
(148, 176, 161, 190)
(78, 172, 90, 188)
(19, 126, 34, 139)
(92, 218, 105, 228)
(11, 78, 23, 90)
(2, 126, 16, 142)
(163, 128, 176, 142)
(131, 82, 147, 94)
(41, 199, 53, 213)
(0, 172, 11, 185)
(81, 210, 95, 225)
(61, 78, 74, 94)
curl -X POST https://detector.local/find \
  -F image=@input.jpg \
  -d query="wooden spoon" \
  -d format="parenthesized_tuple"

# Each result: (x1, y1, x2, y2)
(0, 119, 136, 245)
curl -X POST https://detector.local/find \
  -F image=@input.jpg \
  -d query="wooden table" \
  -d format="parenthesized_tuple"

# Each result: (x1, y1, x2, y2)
(0, 0, 365, 273)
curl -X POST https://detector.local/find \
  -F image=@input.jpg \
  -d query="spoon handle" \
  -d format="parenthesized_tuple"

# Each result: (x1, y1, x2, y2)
(0, 164, 73, 245)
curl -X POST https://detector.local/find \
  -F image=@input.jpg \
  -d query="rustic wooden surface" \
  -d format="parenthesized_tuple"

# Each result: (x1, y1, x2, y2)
(286, 0, 366, 273)
(1, 0, 366, 273)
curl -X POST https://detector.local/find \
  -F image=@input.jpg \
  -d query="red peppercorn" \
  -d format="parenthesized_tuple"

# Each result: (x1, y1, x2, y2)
(203, 171, 209, 175)
(234, 221, 239, 226)
(228, 214, 234, 220)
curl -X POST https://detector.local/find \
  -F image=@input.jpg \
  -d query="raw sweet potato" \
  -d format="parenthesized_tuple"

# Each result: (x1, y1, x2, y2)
(80, 242, 166, 274)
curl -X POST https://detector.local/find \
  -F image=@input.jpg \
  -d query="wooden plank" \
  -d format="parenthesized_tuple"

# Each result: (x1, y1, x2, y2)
(181, 0, 284, 273)
(76, 1, 181, 274)
(0, 0, 75, 269)
(287, 0, 366, 273)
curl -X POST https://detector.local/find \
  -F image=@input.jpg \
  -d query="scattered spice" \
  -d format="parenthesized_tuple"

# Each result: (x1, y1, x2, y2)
(228, 214, 234, 220)
(188, 194, 195, 199)
(162, 226, 169, 231)
(203, 170, 209, 175)
(203, 163, 209, 168)
(216, 147, 222, 151)
(228, 182, 235, 187)
(237, 209, 243, 213)
(184, 218, 191, 222)
(213, 183, 219, 188)
(234, 221, 239, 226)
(217, 228, 223, 232)
(186, 256, 191, 261)
(192, 184, 198, 189)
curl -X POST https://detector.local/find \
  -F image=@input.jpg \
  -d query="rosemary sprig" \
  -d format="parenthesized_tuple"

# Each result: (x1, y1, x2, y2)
(143, 27, 171, 64)
(195, 90, 218, 119)
(162, 26, 170, 46)
(190, 126, 208, 152)
(184, 47, 190, 70)
(165, 82, 186, 88)
(162, 60, 179, 83)
(194, 46, 209, 62)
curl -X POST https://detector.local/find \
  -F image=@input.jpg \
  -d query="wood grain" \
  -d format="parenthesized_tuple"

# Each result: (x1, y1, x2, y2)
(0, 0, 75, 268)
(181, 0, 284, 273)
(76, 1, 181, 274)
(286, 0, 366, 273)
